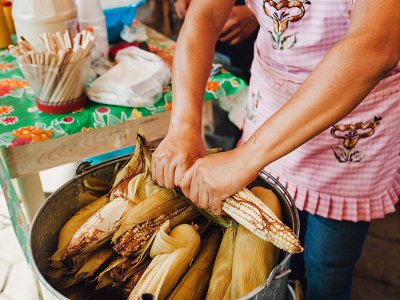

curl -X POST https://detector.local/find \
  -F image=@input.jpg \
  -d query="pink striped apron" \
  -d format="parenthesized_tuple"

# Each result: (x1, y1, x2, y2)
(241, 0, 400, 221)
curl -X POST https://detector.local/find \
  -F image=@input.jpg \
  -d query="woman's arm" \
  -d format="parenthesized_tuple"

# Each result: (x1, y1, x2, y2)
(152, 0, 235, 188)
(180, 0, 400, 214)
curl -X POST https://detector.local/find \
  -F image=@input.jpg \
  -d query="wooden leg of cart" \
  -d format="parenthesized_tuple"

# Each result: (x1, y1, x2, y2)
(11, 174, 45, 222)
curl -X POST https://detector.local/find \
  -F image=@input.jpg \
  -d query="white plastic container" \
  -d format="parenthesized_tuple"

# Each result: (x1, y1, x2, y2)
(12, 0, 78, 49)
(75, 0, 109, 60)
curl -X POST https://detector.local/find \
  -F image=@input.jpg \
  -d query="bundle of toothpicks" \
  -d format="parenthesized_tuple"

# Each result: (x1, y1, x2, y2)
(9, 30, 95, 104)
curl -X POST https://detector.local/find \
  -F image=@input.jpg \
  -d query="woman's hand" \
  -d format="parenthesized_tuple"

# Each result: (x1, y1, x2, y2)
(152, 130, 207, 189)
(179, 145, 261, 215)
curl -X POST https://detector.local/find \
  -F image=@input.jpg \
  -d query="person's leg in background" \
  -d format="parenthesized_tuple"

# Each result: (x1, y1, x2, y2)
(304, 214, 370, 300)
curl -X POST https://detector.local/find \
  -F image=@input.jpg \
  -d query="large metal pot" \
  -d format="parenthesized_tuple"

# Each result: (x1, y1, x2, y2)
(29, 155, 300, 300)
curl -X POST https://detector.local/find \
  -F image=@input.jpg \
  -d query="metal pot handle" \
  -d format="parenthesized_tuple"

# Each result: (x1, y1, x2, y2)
(267, 264, 292, 287)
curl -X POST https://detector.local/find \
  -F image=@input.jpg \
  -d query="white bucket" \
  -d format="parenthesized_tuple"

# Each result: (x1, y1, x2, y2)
(12, 0, 78, 49)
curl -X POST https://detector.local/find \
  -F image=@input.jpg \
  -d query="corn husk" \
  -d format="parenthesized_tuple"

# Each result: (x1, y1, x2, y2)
(51, 195, 108, 268)
(112, 189, 186, 242)
(169, 229, 222, 300)
(83, 177, 112, 192)
(62, 197, 132, 261)
(121, 268, 147, 297)
(175, 188, 231, 228)
(206, 225, 237, 300)
(97, 235, 156, 289)
(230, 187, 283, 299)
(60, 248, 113, 288)
(110, 131, 160, 203)
(128, 223, 201, 300)
(98, 207, 199, 290)
(46, 267, 70, 286)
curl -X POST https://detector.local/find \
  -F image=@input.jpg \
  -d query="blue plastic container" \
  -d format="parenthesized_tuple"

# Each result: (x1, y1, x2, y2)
(103, 0, 146, 42)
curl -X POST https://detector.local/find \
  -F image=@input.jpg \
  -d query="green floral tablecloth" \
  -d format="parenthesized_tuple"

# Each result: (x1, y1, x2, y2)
(0, 55, 246, 147)
(0, 26, 247, 255)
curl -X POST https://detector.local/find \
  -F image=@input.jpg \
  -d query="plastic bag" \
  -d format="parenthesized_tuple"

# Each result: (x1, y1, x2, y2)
(87, 46, 170, 107)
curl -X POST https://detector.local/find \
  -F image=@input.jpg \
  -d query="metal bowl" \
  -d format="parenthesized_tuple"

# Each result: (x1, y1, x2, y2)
(29, 154, 300, 300)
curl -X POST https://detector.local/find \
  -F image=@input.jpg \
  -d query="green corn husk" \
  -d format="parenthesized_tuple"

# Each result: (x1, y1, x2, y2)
(206, 225, 237, 300)
(169, 229, 222, 300)
(174, 188, 231, 228)
(51, 195, 109, 268)
(60, 248, 114, 289)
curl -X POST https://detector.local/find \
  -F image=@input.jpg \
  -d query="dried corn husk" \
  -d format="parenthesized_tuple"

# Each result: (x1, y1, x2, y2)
(51, 195, 108, 268)
(113, 205, 199, 258)
(128, 223, 201, 300)
(46, 267, 70, 286)
(110, 132, 160, 203)
(60, 248, 113, 288)
(83, 177, 112, 192)
(97, 207, 199, 289)
(62, 197, 132, 261)
(206, 225, 237, 300)
(121, 268, 147, 297)
(169, 229, 222, 300)
(113, 189, 186, 242)
(230, 187, 283, 299)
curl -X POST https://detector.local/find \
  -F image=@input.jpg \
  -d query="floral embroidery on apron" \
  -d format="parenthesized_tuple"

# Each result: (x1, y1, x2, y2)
(246, 91, 262, 123)
(331, 116, 382, 163)
(262, 0, 311, 50)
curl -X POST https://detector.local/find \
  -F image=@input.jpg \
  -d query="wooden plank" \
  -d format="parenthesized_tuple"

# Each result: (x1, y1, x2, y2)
(5, 102, 214, 178)
(11, 174, 45, 221)
(5, 112, 171, 178)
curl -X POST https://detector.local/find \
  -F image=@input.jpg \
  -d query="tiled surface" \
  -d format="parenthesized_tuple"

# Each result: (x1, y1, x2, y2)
(0, 195, 39, 300)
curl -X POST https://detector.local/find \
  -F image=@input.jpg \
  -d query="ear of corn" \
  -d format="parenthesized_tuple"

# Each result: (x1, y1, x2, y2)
(222, 188, 303, 253)
(231, 187, 283, 299)
(97, 233, 156, 289)
(206, 225, 237, 300)
(113, 206, 191, 257)
(62, 197, 132, 261)
(51, 195, 109, 268)
(112, 189, 186, 242)
(110, 131, 158, 203)
(128, 223, 201, 300)
(60, 248, 113, 289)
(169, 229, 222, 300)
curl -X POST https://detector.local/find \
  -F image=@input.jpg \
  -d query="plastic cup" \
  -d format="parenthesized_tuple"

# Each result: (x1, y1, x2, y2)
(18, 55, 91, 114)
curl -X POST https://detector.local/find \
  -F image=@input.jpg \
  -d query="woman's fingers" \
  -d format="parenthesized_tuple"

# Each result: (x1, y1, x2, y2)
(164, 163, 176, 189)
(198, 178, 209, 210)
(155, 159, 165, 187)
(180, 166, 194, 200)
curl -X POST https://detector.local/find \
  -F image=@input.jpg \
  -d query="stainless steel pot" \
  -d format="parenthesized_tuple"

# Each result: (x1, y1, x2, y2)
(29, 154, 300, 300)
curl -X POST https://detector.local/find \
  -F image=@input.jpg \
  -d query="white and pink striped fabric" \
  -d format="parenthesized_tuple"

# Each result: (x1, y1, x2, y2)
(241, 0, 400, 221)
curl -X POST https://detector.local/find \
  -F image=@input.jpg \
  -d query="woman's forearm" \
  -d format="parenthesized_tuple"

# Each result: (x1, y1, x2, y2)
(169, 0, 235, 133)
(245, 21, 400, 170)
